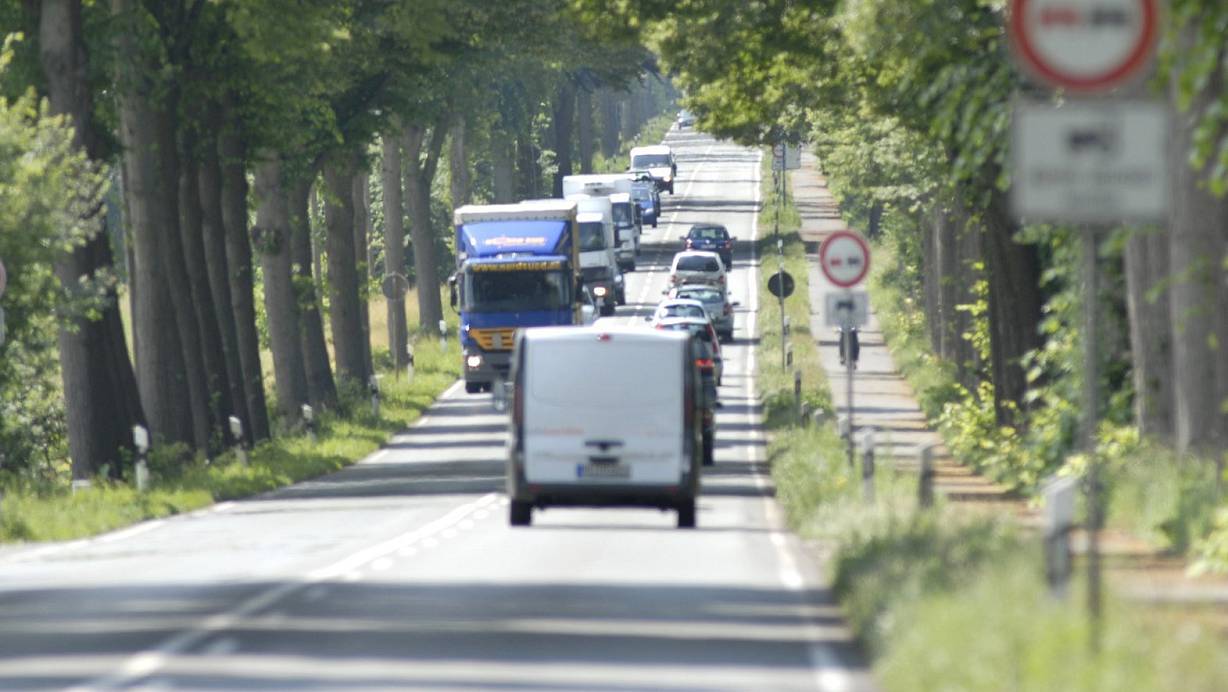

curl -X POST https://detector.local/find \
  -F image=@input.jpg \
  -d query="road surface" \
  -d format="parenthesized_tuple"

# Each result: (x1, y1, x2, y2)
(0, 132, 872, 691)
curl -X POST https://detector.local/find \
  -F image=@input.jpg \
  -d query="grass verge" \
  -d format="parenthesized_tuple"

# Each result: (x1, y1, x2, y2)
(0, 294, 461, 544)
(758, 152, 1228, 688)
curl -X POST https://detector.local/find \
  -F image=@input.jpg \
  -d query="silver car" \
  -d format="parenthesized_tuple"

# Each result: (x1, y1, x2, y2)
(671, 285, 736, 341)
(669, 250, 726, 289)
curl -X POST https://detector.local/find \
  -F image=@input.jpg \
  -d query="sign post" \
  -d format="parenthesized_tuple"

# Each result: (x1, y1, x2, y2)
(819, 230, 872, 470)
(1007, 0, 1161, 655)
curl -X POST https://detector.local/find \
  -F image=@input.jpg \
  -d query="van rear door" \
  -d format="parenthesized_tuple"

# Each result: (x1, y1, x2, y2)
(523, 333, 685, 485)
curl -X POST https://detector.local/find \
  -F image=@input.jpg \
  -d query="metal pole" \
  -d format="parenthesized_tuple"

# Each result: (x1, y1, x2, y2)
(1083, 229, 1103, 654)
(846, 328, 855, 470)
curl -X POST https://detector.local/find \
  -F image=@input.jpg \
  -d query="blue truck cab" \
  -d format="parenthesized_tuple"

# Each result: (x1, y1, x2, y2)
(451, 201, 585, 394)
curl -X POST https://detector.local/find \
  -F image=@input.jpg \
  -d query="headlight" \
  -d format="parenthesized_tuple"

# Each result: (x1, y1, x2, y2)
(593, 286, 608, 298)
(614, 274, 624, 284)
(663, 174, 673, 182)
(466, 355, 483, 369)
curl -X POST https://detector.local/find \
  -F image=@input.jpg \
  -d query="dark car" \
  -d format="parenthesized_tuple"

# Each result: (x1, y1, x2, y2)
(683, 224, 735, 268)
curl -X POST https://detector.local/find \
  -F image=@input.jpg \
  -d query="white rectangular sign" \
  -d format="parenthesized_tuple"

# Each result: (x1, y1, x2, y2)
(825, 291, 868, 328)
(1011, 100, 1168, 223)
(772, 143, 802, 171)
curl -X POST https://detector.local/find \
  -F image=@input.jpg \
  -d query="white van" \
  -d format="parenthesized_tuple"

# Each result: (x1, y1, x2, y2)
(562, 174, 641, 272)
(507, 326, 708, 528)
(566, 196, 623, 314)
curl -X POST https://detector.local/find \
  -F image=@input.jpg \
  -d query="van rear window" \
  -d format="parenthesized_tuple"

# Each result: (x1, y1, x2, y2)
(530, 342, 681, 406)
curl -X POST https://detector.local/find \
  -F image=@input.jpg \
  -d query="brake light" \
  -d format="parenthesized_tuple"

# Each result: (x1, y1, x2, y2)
(695, 358, 714, 369)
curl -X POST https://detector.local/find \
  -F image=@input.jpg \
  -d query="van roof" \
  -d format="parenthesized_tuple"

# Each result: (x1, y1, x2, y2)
(630, 144, 672, 156)
(523, 325, 689, 345)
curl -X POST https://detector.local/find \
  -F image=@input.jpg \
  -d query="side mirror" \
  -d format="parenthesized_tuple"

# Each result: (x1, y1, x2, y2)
(643, 315, 653, 322)
(447, 276, 458, 310)
(732, 301, 741, 307)
(731, 237, 738, 242)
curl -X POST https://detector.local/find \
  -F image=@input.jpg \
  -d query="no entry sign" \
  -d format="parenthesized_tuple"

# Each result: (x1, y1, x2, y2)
(818, 230, 870, 288)
(1008, 0, 1159, 93)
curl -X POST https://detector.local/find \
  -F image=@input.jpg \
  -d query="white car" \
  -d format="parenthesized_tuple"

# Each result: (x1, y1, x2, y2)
(650, 298, 710, 325)
(669, 250, 727, 289)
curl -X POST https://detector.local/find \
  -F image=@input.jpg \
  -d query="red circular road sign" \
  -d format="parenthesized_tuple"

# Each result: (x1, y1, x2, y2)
(1008, 0, 1159, 93)
(818, 230, 870, 288)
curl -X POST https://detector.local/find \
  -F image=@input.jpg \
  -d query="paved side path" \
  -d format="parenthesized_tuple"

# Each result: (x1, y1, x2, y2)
(790, 150, 1228, 630)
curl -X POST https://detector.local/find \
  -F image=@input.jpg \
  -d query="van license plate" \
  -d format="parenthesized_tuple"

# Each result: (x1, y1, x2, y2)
(578, 462, 630, 479)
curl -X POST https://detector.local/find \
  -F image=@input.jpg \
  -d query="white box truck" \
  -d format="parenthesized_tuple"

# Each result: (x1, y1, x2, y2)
(507, 326, 709, 528)
(562, 173, 642, 272)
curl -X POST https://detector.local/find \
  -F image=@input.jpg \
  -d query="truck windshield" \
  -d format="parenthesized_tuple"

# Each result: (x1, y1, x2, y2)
(578, 222, 607, 251)
(612, 203, 633, 227)
(631, 153, 671, 169)
(464, 268, 570, 313)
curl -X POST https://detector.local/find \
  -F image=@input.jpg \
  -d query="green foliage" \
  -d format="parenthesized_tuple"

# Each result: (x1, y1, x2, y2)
(1193, 506, 1228, 574)
(0, 41, 111, 479)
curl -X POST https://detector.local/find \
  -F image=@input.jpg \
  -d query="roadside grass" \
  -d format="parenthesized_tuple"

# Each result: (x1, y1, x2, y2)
(593, 113, 676, 174)
(758, 150, 1228, 688)
(0, 290, 461, 544)
(868, 237, 1228, 566)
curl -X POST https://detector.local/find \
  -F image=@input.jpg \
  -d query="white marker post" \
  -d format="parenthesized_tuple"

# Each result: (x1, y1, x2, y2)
(438, 319, 448, 352)
(301, 404, 316, 443)
(132, 424, 150, 491)
(228, 416, 247, 467)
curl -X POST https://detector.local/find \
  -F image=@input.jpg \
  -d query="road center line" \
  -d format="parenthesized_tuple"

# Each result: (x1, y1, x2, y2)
(72, 493, 499, 691)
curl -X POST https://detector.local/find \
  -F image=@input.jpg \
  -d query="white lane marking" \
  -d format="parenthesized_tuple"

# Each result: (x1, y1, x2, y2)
(98, 521, 166, 545)
(365, 449, 390, 464)
(741, 149, 854, 691)
(200, 638, 238, 657)
(73, 493, 499, 691)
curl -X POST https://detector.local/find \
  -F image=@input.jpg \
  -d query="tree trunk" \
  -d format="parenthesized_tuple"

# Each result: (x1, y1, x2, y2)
(39, 0, 145, 478)
(403, 122, 447, 332)
(621, 93, 637, 142)
(382, 133, 410, 367)
(982, 183, 1044, 424)
(352, 170, 373, 377)
(255, 160, 309, 423)
(197, 114, 251, 440)
(551, 79, 576, 197)
(1168, 43, 1228, 455)
(491, 128, 515, 203)
(153, 100, 212, 450)
(219, 97, 270, 441)
(323, 150, 370, 385)
(1124, 228, 1174, 440)
(112, 0, 202, 448)
(288, 177, 339, 409)
(577, 87, 595, 174)
(449, 116, 470, 208)
(179, 130, 233, 450)
(921, 207, 941, 354)
(599, 89, 621, 157)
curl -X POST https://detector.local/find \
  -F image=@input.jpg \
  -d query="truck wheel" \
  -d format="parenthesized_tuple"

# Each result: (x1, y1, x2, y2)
(669, 183, 675, 195)
(627, 261, 636, 272)
(509, 501, 532, 526)
(616, 288, 626, 306)
(600, 302, 615, 317)
(652, 219, 658, 229)
(702, 432, 714, 466)
(465, 382, 483, 394)
(677, 500, 696, 528)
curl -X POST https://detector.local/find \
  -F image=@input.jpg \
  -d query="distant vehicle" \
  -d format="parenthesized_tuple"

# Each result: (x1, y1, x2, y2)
(676, 110, 696, 129)
(629, 144, 677, 194)
(650, 298, 710, 324)
(563, 174, 642, 272)
(655, 315, 723, 386)
(670, 284, 737, 341)
(630, 179, 660, 228)
(450, 201, 588, 394)
(670, 250, 727, 289)
(551, 196, 624, 316)
(508, 326, 710, 528)
(683, 223, 735, 268)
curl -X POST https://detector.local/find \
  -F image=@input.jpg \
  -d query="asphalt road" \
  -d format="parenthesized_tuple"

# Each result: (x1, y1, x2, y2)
(0, 132, 872, 691)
